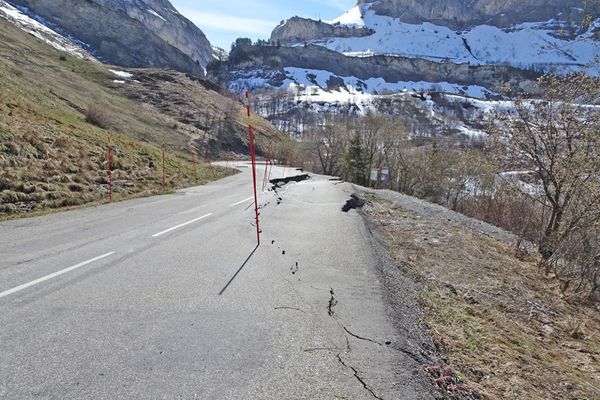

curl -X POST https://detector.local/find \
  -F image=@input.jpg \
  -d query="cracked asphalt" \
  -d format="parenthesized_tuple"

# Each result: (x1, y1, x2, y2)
(0, 163, 436, 399)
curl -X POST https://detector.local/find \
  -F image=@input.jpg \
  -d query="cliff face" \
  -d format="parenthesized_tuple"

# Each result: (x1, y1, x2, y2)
(359, 0, 587, 30)
(265, 0, 598, 77)
(213, 44, 540, 95)
(271, 16, 374, 45)
(12, 0, 214, 75)
(271, 0, 596, 47)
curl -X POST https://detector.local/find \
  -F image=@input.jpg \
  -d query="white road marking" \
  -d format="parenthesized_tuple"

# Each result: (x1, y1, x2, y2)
(0, 252, 116, 299)
(229, 197, 254, 207)
(152, 213, 213, 238)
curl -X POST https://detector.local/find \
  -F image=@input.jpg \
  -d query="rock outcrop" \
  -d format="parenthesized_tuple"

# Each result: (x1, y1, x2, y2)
(212, 43, 540, 95)
(11, 0, 214, 75)
(359, 0, 588, 30)
(272, 1, 596, 47)
(271, 16, 374, 45)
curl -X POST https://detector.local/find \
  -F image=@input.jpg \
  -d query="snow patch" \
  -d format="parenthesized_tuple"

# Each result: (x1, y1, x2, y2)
(326, 5, 364, 28)
(0, 0, 93, 59)
(147, 8, 166, 22)
(283, 67, 496, 99)
(109, 69, 133, 79)
(314, 9, 600, 75)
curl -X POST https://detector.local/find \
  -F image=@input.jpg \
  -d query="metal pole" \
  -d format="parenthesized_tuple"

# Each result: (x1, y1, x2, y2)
(246, 91, 261, 245)
(262, 143, 271, 192)
(107, 131, 113, 202)
(162, 143, 166, 192)
(268, 154, 273, 183)
(191, 146, 198, 183)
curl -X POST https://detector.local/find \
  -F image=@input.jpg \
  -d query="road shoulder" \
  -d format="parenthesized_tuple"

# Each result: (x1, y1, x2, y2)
(358, 190, 600, 400)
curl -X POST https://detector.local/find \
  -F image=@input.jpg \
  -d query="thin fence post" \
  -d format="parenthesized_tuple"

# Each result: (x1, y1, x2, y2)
(107, 131, 113, 202)
(246, 91, 261, 245)
(191, 146, 198, 183)
(262, 143, 271, 192)
(162, 143, 166, 193)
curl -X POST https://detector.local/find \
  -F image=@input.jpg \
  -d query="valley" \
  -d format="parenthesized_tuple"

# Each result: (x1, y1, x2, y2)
(0, 0, 599, 399)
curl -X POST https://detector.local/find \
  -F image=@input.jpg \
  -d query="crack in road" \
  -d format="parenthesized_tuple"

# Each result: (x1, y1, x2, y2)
(336, 354, 384, 400)
(274, 306, 305, 313)
(327, 288, 427, 366)
(291, 261, 299, 275)
(269, 174, 310, 188)
(343, 325, 428, 364)
(343, 326, 383, 346)
(328, 288, 338, 317)
(303, 347, 338, 353)
(342, 194, 366, 212)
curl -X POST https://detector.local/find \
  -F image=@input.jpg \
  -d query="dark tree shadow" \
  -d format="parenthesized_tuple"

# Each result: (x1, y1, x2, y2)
(218, 245, 259, 296)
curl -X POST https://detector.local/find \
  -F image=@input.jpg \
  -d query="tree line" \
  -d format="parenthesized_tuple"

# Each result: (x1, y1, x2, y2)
(287, 74, 599, 301)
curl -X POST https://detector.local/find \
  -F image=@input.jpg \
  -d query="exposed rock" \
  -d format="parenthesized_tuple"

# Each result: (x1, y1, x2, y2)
(11, 0, 214, 75)
(213, 43, 540, 95)
(113, 69, 284, 157)
(271, 16, 374, 45)
(358, 0, 588, 31)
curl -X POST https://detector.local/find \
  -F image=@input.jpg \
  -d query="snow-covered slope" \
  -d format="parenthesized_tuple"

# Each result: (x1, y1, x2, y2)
(313, 3, 600, 75)
(0, 1, 95, 59)
(9, 0, 214, 75)
(229, 66, 496, 100)
(326, 5, 365, 28)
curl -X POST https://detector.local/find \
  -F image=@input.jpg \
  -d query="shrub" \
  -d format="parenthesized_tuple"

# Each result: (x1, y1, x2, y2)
(1, 190, 19, 203)
(67, 183, 84, 192)
(85, 104, 111, 129)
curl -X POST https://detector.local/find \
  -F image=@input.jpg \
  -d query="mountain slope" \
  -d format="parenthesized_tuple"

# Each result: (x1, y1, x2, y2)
(0, 0, 96, 60)
(0, 17, 285, 216)
(272, 1, 600, 75)
(212, 0, 598, 140)
(8, 0, 214, 75)
(357, 0, 586, 30)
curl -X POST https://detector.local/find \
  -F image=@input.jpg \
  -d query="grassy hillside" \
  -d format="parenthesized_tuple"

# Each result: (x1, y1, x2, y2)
(0, 18, 286, 218)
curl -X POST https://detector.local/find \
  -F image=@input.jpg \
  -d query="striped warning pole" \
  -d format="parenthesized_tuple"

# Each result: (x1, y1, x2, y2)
(190, 145, 198, 183)
(107, 131, 113, 202)
(267, 147, 273, 183)
(161, 142, 167, 193)
(261, 142, 271, 192)
(246, 91, 260, 245)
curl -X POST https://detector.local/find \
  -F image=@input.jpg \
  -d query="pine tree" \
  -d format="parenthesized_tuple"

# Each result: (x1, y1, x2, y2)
(343, 132, 368, 185)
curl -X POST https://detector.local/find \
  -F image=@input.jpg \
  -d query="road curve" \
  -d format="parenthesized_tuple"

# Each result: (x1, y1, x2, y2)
(0, 163, 434, 399)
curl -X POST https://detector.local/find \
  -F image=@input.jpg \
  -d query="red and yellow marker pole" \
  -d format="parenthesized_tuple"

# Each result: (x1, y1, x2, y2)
(107, 131, 113, 202)
(190, 146, 198, 183)
(161, 143, 167, 193)
(262, 142, 271, 192)
(246, 91, 261, 245)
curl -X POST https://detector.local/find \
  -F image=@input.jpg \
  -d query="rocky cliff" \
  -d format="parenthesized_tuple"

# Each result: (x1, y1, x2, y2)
(11, 0, 214, 75)
(359, 0, 587, 30)
(267, 0, 599, 76)
(212, 43, 540, 95)
(271, 16, 374, 45)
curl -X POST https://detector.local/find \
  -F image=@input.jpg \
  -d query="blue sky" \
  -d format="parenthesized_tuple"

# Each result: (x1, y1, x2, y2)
(171, 0, 356, 49)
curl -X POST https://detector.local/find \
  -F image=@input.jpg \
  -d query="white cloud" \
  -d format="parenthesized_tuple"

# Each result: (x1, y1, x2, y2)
(321, 0, 352, 11)
(178, 7, 276, 35)
(300, 0, 351, 12)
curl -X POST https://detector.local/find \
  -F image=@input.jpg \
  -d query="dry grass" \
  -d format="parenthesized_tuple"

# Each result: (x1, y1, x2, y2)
(0, 18, 273, 218)
(365, 197, 600, 400)
(84, 104, 112, 129)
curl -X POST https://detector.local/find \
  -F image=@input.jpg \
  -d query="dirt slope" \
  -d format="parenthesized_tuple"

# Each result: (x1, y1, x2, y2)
(0, 18, 286, 217)
(362, 191, 599, 399)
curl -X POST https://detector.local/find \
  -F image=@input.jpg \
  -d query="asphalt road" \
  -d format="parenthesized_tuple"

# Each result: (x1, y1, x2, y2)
(0, 163, 434, 399)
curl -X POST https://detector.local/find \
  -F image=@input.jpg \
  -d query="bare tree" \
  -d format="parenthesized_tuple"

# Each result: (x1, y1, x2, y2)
(313, 113, 348, 176)
(491, 75, 600, 263)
